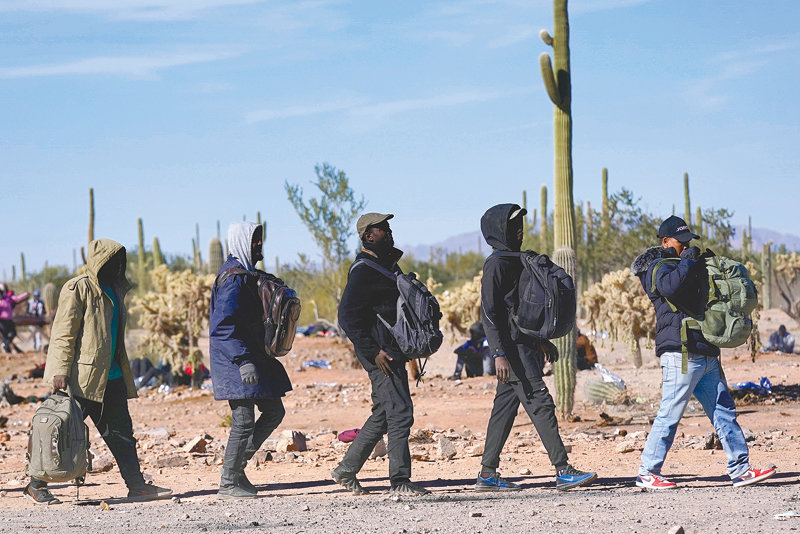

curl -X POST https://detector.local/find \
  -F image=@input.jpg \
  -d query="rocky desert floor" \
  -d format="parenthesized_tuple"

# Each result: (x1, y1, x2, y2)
(1, 310, 800, 533)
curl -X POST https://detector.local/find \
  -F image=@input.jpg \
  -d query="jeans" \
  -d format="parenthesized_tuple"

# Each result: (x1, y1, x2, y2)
(221, 398, 285, 488)
(337, 361, 414, 485)
(639, 352, 750, 479)
(481, 369, 569, 472)
(31, 378, 145, 490)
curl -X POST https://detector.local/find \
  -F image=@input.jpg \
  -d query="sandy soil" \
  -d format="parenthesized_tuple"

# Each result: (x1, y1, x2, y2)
(1, 311, 799, 533)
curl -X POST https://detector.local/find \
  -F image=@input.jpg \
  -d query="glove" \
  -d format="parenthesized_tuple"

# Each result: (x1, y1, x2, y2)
(681, 246, 701, 261)
(239, 362, 258, 386)
(541, 339, 559, 363)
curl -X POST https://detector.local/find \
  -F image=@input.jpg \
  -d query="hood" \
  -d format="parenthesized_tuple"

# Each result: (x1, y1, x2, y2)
(86, 238, 125, 280)
(480, 203, 521, 252)
(631, 246, 675, 276)
(227, 222, 260, 271)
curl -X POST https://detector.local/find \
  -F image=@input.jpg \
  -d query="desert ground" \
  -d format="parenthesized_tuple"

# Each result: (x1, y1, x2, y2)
(1, 310, 799, 533)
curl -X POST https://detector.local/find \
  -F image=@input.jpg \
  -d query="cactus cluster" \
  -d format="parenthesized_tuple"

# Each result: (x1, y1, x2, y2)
(42, 282, 57, 316)
(762, 242, 772, 309)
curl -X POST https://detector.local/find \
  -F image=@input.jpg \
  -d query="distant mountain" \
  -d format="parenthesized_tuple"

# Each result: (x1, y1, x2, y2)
(403, 225, 800, 260)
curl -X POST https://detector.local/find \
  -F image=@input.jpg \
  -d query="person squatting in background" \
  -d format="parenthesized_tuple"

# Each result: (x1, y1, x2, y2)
(448, 321, 493, 380)
(27, 239, 171, 505)
(631, 215, 776, 489)
(764, 325, 795, 354)
(209, 222, 292, 499)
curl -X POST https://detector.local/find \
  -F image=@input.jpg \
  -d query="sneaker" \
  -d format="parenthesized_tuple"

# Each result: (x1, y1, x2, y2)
(331, 467, 370, 495)
(218, 484, 258, 499)
(635, 473, 677, 490)
(127, 483, 173, 502)
(239, 472, 258, 494)
(475, 472, 522, 492)
(446, 374, 461, 381)
(24, 483, 61, 505)
(556, 466, 597, 491)
(732, 467, 777, 487)
(389, 481, 431, 496)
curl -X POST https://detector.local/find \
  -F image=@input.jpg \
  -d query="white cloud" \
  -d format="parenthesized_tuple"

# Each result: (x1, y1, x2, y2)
(488, 25, 536, 48)
(0, 0, 266, 20)
(0, 49, 245, 80)
(245, 97, 365, 123)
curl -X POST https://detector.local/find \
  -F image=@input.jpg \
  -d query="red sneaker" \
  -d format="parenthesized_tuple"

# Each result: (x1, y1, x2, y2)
(636, 474, 677, 490)
(732, 467, 777, 487)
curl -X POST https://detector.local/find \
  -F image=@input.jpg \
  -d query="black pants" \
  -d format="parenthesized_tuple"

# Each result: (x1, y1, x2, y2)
(338, 362, 414, 484)
(0, 319, 20, 352)
(221, 398, 285, 488)
(31, 378, 145, 489)
(481, 371, 569, 472)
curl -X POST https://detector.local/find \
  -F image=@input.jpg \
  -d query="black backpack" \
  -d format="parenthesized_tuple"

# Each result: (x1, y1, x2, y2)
(216, 269, 301, 357)
(350, 259, 444, 359)
(494, 251, 576, 340)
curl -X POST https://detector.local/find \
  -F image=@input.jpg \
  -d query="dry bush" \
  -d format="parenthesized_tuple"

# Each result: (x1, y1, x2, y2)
(437, 272, 482, 336)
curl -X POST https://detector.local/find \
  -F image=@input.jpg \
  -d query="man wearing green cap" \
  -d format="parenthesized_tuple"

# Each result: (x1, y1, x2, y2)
(331, 213, 430, 497)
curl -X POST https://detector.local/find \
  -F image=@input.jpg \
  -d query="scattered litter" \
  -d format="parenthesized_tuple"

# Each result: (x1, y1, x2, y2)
(337, 429, 360, 442)
(731, 377, 772, 396)
(594, 363, 626, 389)
(303, 360, 332, 369)
(99, 501, 111, 511)
(775, 510, 799, 521)
(470, 511, 483, 517)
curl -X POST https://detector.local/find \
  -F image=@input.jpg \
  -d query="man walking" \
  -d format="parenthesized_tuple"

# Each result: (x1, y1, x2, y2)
(631, 215, 776, 489)
(210, 222, 292, 499)
(27, 239, 171, 505)
(332, 213, 429, 496)
(475, 203, 597, 492)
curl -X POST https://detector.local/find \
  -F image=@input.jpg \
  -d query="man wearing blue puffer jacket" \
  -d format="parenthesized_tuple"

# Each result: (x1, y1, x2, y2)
(631, 215, 776, 490)
(210, 222, 292, 499)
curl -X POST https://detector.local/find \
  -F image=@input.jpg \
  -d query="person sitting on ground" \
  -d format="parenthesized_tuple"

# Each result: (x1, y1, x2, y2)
(448, 321, 492, 380)
(631, 215, 776, 490)
(28, 239, 171, 505)
(576, 330, 598, 370)
(0, 284, 29, 353)
(209, 222, 292, 499)
(765, 325, 795, 354)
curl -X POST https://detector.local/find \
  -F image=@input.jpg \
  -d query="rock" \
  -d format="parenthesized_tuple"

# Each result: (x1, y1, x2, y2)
(141, 428, 172, 440)
(183, 436, 207, 454)
(628, 431, 648, 440)
(465, 444, 484, 457)
(519, 468, 531, 475)
(471, 511, 483, 517)
(410, 446, 431, 461)
(616, 440, 637, 453)
(151, 455, 189, 468)
(743, 428, 755, 442)
(703, 432, 723, 450)
(370, 439, 387, 459)
(277, 431, 307, 453)
(436, 435, 457, 459)
(0, 432, 9, 442)
(253, 451, 273, 466)
(0, 490, 7, 497)
(89, 456, 114, 473)
(302, 505, 310, 511)
(667, 526, 685, 534)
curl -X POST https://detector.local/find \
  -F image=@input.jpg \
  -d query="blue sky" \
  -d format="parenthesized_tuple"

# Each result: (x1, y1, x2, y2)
(2, 0, 799, 279)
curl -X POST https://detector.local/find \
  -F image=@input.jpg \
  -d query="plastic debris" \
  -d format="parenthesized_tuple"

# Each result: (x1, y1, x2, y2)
(775, 510, 799, 520)
(731, 377, 772, 395)
(594, 363, 626, 389)
(302, 359, 332, 369)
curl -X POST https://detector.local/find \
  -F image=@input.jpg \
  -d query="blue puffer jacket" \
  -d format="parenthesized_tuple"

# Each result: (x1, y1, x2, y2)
(631, 246, 720, 357)
(209, 256, 292, 400)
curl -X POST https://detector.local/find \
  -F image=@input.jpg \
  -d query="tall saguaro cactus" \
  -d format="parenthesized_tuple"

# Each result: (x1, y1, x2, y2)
(695, 206, 703, 236)
(209, 237, 224, 274)
(601, 168, 609, 231)
(540, 0, 578, 419)
(137, 218, 148, 293)
(762, 242, 772, 309)
(540, 185, 548, 254)
(88, 187, 95, 243)
(152, 237, 164, 268)
(683, 173, 692, 225)
(20, 253, 26, 282)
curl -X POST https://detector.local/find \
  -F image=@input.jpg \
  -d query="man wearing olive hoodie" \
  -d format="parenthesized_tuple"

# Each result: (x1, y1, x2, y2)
(26, 239, 171, 505)
(209, 222, 292, 499)
(475, 204, 596, 492)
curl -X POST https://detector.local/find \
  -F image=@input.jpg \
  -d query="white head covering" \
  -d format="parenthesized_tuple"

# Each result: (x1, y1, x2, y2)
(227, 222, 261, 271)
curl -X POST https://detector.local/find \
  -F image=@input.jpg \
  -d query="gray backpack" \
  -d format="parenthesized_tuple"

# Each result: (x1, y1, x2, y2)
(27, 390, 89, 483)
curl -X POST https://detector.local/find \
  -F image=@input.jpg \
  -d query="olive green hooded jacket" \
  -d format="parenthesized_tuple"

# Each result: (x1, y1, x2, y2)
(43, 239, 137, 402)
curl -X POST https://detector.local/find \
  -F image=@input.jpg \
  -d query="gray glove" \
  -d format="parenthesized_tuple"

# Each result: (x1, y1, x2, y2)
(541, 339, 559, 364)
(239, 362, 258, 386)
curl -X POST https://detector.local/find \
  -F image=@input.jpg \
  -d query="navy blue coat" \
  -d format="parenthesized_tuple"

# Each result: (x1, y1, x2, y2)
(209, 257, 292, 400)
(631, 247, 719, 357)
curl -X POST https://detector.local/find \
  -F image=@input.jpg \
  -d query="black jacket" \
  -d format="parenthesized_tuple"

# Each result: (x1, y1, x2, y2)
(480, 203, 546, 379)
(631, 246, 720, 357)
(338, 247, 406, 370)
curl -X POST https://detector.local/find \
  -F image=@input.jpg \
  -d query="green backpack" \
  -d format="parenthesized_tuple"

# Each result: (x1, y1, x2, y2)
(651, 252, 758, 372)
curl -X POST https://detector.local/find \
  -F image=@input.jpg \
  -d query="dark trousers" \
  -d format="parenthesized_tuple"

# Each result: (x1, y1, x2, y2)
(0, 319, 21, 352)
(338, 363, 414, 485)
(481, 372, 569, 472)
(31, 378, 145, 489)
(221, 398, 285, 487)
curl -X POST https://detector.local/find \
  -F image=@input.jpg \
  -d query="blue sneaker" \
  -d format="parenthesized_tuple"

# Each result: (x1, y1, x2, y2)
(556, 466, 597, 491)
(475, 472, 522, 492)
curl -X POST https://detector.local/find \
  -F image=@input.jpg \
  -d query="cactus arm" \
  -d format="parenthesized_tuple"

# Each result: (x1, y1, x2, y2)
(539, 53, 561, 107)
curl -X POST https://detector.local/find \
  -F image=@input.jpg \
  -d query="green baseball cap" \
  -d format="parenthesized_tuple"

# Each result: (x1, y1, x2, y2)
(357, 212, 394, 238)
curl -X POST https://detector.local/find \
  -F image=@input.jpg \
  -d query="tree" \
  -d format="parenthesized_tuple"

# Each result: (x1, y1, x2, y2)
(285, 163, 367, 316)
(773, 252, 800, 319)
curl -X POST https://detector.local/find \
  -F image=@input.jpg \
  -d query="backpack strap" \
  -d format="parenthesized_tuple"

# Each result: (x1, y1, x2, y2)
(350, 258, 401, 280)
(650, 259, 680, 313)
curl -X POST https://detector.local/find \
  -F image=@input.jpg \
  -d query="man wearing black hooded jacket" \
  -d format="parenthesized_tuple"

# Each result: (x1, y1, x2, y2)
(475, 203, 597, 492)
(331, 213, 429, 497)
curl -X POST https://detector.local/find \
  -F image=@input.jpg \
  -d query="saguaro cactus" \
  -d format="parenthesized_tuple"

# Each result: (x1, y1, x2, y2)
(762, 242, 772, 309)
(20, 252, 26, 282)
(540, 185, 549, 254)
(209, 237, 224, 274)
(540, 0, 578, 419)
(683, 172, 691, 225)
(601, 168, 609, 231)
(137, 218, 148, 293)
(695, 206, 703, 236)
(522, 190, 528, 232)
(88, 187, 95, 243)
(152, 237, 164, 267)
